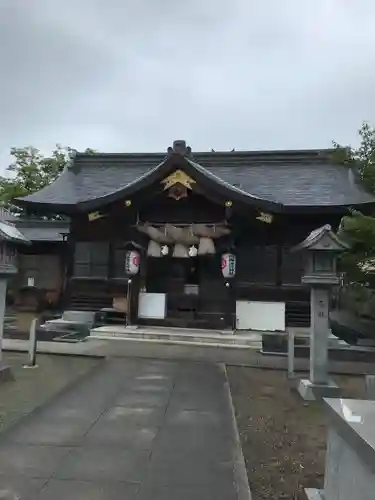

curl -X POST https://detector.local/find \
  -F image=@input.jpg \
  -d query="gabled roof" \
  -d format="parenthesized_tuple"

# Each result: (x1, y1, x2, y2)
(15, 141, 375, 214)
(292, 224, 349, 252)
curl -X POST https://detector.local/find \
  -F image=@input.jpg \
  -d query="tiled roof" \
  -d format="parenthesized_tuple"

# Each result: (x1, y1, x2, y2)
(16, 148, 375, 211)
(0, 208, 68, 243)
(0, 221, 30, 244)
(14, 218, 69, 242)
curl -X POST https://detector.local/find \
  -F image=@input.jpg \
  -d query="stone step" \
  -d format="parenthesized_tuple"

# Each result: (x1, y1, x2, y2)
(87, 334, 256, 351)
(125, 325, 230, 335)
(89, 325, 262, 348)
(43, 310, 97, 334)
(53, 332, 88, 343)
(62, 310, 96, 325)
(43, 319, 91, 337)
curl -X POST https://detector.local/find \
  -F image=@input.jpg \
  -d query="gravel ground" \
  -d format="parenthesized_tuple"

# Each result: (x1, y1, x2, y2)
(0, 352, 100, 434)
(227, 366, 366, 500)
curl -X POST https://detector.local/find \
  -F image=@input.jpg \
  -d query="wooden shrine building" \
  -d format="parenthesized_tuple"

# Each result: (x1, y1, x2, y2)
(16, 140, 375, 331)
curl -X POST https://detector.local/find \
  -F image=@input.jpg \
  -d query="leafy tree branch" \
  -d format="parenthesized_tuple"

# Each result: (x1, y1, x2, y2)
(0, 145, 95, 208)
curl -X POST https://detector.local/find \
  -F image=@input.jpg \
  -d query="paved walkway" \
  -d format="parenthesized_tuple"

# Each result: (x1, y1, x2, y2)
(0, 359, 247, 499)
(4, 338, 375, 375)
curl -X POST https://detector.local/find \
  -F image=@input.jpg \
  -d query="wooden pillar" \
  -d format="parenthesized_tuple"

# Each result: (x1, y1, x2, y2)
(108, 241, 115, 278)
(61, 226, 74, 310)
(276, 222, 284, 287)
(276, 242, 282, 286)
(130, 250, 146, 324)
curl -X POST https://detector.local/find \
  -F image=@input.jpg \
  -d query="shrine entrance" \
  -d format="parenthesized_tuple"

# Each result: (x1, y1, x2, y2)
(132, 168, 237, 330)
(138, 253, 233, 330)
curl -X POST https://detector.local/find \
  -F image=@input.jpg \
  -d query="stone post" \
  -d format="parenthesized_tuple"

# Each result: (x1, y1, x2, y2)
(0, 214, 30, 381)
(287, 329, 295, 379)
(0, 277, 13, 381)
(298, 281, 341, 400)
(0, 279, 7, 361)
(365, 375, 375, 400)
(23, 317, 38, 368)
(310, 287, 329, 385)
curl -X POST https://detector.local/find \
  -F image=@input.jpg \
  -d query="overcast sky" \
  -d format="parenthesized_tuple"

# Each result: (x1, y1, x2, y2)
(0, 0, 375, 173)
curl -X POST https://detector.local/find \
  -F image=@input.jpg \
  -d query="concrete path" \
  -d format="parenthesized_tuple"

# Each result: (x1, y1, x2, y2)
(4, 338, 375, 375)
(0, 359, 249, 499)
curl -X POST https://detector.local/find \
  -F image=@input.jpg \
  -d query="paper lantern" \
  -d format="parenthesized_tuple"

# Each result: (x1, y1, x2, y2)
(221, 253, 236, 278)
(124, 250, 140, 275)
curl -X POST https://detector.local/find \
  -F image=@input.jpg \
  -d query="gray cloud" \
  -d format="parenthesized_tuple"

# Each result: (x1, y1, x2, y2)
(1, 0, 375, 172)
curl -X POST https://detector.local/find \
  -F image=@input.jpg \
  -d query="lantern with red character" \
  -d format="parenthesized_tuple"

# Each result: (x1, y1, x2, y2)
(221, 252, 236, 279)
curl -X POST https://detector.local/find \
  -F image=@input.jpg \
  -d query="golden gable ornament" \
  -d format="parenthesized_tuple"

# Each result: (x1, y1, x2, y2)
(161, 170, 196, 190)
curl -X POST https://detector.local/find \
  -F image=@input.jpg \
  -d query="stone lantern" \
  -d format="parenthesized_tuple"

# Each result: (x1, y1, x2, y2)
(0, 219, 30, 380)
(292, 224, 348, 400)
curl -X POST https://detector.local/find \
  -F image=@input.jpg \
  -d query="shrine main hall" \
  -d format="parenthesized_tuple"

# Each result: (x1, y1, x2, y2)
(16, 140, 375, 332)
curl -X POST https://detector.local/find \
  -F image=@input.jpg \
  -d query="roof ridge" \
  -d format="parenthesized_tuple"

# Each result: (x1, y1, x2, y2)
(74, 147, 335, 157)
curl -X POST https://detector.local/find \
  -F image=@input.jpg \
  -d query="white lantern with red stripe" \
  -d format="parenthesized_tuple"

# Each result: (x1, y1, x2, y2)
(124, 250, 140, 275)
(221, 253, 236, 278)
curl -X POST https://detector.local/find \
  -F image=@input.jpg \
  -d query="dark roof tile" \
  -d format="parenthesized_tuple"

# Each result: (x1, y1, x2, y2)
(17, 148, 375, 210)
(15, 219, 69, 242)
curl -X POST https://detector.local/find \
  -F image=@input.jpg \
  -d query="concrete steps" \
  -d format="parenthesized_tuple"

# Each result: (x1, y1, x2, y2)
(89, 325, 263, 349)
(43, 310, 96, 341)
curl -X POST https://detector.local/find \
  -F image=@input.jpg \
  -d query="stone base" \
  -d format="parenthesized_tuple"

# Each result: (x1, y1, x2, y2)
(298, 378, 341, 401)
(305, 488, 324, 499)
(0, 363, 14, 383)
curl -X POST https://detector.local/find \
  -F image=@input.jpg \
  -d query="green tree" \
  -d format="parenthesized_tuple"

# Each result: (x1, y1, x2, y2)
(334, 123, 375, 284)
(0, 144, 95, 207)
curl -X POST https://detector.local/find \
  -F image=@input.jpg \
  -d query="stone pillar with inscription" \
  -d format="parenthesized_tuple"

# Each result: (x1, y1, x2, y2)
(310, 286, 330, 386)
(291, 225, 348, 401)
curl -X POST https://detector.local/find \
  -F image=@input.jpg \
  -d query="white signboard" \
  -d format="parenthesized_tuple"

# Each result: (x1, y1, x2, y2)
(236, 300, 285, 331)
(138, 293, 166, 319)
